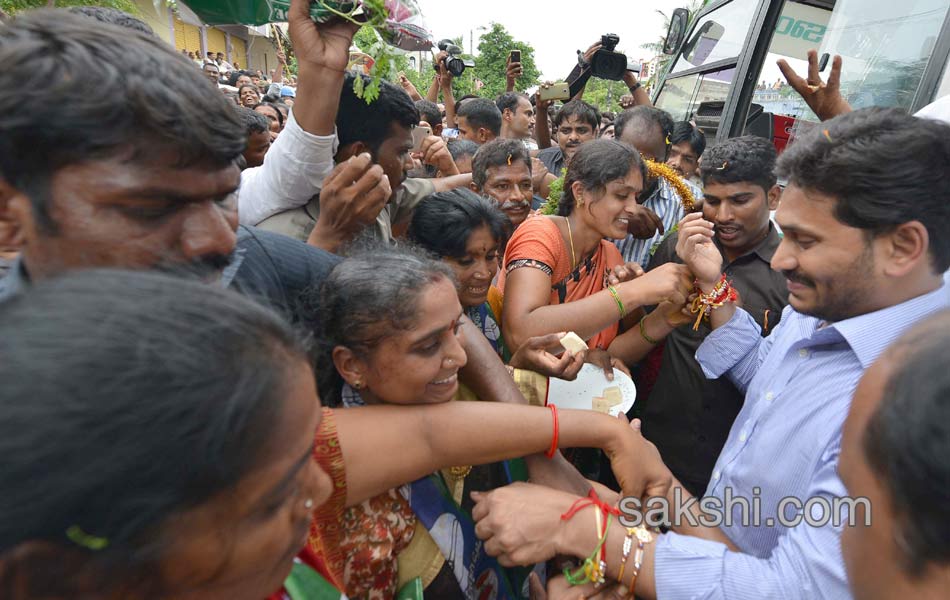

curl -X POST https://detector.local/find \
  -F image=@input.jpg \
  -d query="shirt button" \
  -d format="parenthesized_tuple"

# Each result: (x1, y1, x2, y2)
(765, 392, 774, 401)
(713, 470, 721, 480)
(739, 432, 748, 442)
(799, 349, 809, 358)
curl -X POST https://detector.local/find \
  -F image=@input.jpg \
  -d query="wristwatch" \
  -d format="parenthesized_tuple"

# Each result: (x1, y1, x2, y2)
(627, 81, 642, 93)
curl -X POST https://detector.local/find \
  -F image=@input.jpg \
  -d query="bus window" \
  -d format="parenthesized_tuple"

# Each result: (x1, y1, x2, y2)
(671, 0, 760, 74)
(657, 67, 737, 123)
(750, 2, 833, 123)
(820, 0, 950, 112)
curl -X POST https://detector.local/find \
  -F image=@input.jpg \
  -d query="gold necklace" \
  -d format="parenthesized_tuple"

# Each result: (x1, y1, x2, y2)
(565, 216, 577, 267)
(448, 465, 472, 479)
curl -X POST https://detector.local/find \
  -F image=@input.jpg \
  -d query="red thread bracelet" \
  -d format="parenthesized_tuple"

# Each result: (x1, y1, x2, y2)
(545, 403, 559, 458)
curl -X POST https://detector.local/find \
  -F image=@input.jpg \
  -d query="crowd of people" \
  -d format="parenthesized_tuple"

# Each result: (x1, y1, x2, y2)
(1, 1, 949, 599)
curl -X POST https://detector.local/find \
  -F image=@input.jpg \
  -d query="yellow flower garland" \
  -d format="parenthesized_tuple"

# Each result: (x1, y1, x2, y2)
(645, 159, 696, 212)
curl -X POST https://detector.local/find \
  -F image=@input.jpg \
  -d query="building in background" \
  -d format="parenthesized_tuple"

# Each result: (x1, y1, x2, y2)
(132, 0, 280, 74)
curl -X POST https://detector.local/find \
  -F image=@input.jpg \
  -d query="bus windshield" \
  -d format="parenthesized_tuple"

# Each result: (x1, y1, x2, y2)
(818, 0, 950, 112)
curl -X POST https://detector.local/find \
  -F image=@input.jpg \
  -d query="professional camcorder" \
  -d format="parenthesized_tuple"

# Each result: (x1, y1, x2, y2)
(590, 33, 628, 81)
(432, 39, 475, 77)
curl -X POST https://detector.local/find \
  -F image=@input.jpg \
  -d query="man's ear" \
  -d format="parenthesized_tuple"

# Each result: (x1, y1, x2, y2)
(767, 184, 782, 211)
(477, 129, 491, 144)
(335, 141, 370, 163)
(503, 108, 514, 122)
(469, 180, 481, 193)
(881, 220, 930, 278)
(0, 179, 28, 251)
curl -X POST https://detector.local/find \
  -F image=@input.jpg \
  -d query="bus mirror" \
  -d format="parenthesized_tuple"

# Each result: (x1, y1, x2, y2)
(664, 8, 690, 55)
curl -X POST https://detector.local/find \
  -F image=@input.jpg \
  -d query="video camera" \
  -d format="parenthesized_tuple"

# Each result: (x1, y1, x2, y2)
(590, 33, 628, 81)
(432, 39, 475, 77)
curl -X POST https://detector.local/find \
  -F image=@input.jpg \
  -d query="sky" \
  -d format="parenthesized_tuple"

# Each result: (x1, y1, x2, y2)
(412, 0, 688, 81)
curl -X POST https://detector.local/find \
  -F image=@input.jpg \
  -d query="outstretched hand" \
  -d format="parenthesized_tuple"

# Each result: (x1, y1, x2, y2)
(509, 333, 586, 381)
(777, 50, 852, 122)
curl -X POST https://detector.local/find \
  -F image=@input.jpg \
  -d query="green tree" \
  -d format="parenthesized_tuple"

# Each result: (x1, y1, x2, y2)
(580, 78, 630, 114)
(1, 0, 139, 12)
(474, 22, 540, 98)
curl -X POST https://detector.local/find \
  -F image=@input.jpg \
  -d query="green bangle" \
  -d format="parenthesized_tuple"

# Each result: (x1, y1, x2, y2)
(639, 315, 659, 345)
(607, 285, 627, 319)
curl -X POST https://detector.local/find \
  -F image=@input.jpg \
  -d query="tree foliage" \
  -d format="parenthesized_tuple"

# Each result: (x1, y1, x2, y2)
(475, 22, 540, 98)
(581, 77, 630, 115)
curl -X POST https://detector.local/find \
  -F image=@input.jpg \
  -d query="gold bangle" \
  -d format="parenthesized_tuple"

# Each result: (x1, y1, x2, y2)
(639, 315, 659, 345)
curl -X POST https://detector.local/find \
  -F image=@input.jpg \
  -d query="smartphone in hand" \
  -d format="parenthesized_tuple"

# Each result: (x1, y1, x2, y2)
(412, 124, 433, 151)
(538, 82, 570, 102)
(509, 49, 521, 64)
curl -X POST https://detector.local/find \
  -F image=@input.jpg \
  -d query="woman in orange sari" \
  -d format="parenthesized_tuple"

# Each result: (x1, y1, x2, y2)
(500, 140, 693, 365)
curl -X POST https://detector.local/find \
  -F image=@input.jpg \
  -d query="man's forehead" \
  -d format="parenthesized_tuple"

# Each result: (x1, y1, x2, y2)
(486, 162, 530, 181)
(69, 156, 241, 199)
(560, 115, 590, 128)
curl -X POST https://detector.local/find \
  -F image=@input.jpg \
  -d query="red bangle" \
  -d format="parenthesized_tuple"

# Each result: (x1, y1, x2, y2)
(545, 404, 559, 458)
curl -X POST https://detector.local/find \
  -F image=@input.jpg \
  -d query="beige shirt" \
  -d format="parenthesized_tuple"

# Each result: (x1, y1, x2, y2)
(256, 177, 436, 245)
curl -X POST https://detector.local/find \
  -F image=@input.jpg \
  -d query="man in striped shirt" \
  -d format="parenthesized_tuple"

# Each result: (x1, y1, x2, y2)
(614, 106, 702, 268)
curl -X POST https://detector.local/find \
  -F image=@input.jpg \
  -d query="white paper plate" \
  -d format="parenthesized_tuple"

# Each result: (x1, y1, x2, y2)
(545, 364, 636, 417)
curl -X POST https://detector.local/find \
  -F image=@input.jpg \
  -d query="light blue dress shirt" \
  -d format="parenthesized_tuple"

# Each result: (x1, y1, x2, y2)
(653, 283, 949, 599)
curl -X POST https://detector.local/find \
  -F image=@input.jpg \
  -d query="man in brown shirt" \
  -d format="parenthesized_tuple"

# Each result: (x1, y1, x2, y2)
(642, 136, 789, 496)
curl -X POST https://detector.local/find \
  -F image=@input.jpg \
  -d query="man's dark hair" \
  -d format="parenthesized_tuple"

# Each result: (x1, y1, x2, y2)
(0, 269, 306, 596)
(228, 69, 252, 87)
(238, 106, 269, 135)
(471, 138, 532, 189)
(457, 97, 502, 137)
(496, 92, 527, 115)
(700, 136, 776, 192)
(254, 102, 284, 129)
(67, 6, 154, 36)
(337, 72, 419, 154)
(414, 99, 441, 127)
(614, 106, 675, 148)
(671, 121, 706, 158)
(777, 107, 950, 273)
(0, 10, 246, 231)
(408, 189, 513, 260)
(863, 310, 950, 575)
(446, 139, 479, 163)
(554, 99, 600, 131)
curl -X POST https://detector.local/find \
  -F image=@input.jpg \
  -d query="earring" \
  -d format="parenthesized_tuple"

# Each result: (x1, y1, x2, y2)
(304, 499, 314, 510)
(353, 381, 363, 390)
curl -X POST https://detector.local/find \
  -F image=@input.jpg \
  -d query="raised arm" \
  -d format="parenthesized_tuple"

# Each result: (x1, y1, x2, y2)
(237, 0, 356, 225)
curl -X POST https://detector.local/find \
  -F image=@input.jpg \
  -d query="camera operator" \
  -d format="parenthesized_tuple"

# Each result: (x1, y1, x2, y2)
(535, 37, 650, 151)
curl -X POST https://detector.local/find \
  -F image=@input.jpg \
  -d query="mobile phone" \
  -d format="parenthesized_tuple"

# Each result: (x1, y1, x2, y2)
(509, 49, 521, 64)
(818, 52, 830, 72)
(538, 81, 571, 102)
(412, 124, 432, 151)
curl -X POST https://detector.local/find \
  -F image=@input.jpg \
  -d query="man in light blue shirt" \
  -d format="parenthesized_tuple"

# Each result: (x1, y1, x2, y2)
(646, 107, 950, 598)
(468, 108, 950, 600)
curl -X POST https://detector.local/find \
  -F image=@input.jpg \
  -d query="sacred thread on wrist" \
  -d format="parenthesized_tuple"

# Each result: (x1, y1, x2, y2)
(607, 285, 627, 318)
(545, 403, 559, 458)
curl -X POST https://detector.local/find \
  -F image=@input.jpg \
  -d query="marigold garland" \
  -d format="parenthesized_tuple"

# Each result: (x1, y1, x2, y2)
(644, 159, 696, 212)
(540, 161, 695, 216)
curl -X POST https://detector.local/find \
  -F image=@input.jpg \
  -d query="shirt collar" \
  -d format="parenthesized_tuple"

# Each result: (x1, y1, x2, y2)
(826, 282, 950, 369)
